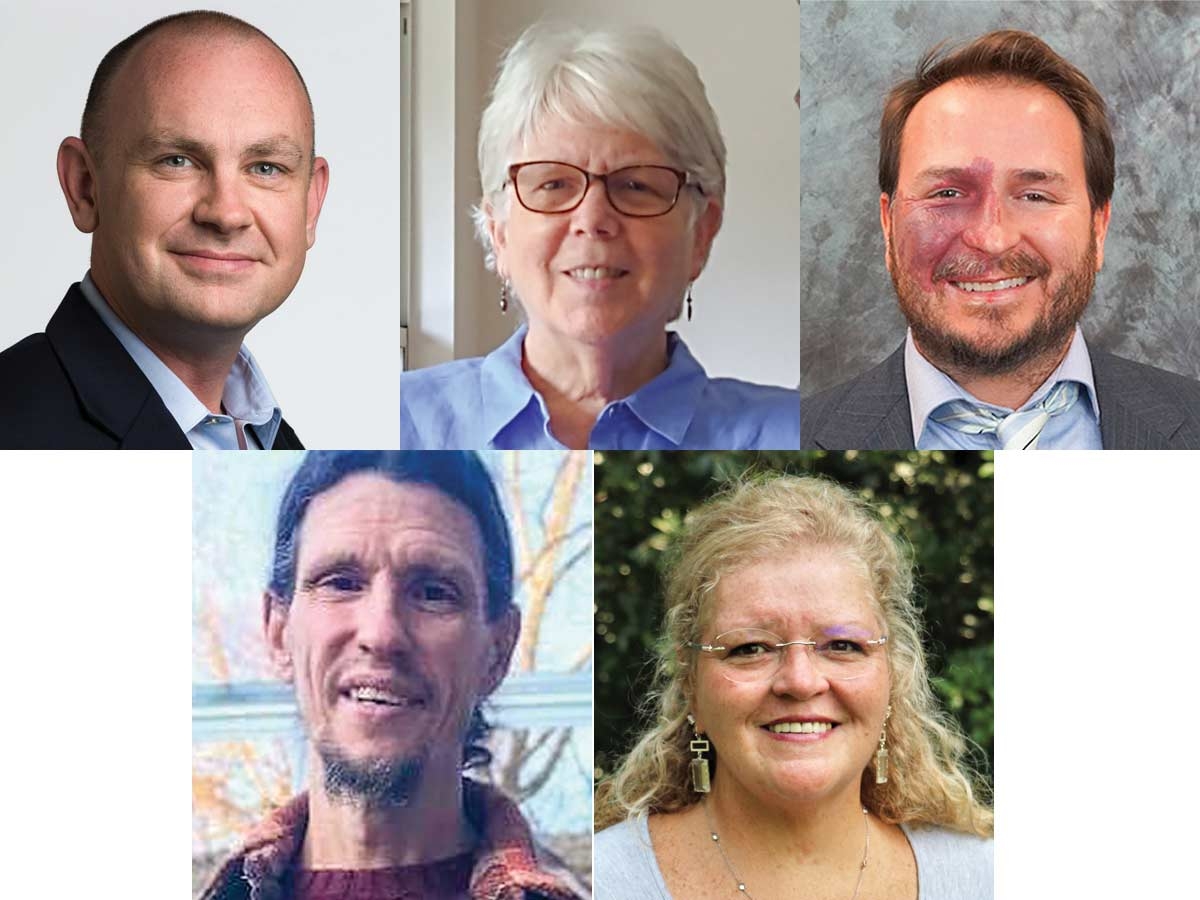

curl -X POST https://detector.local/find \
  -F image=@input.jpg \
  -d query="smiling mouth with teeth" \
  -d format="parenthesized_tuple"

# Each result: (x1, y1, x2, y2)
(950, 276, 1032, 293)
(765, 721, 836, 734)
(566, 266, 628, 280)
(345, 686, 422, 708)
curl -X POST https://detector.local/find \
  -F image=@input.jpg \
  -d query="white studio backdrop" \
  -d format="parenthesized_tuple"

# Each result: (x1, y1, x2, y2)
(407, 0, 800, 389)
(0, 0, 401, 448)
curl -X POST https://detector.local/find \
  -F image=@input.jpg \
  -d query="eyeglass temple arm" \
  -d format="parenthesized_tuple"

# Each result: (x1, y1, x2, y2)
(686, 636, 888, 652)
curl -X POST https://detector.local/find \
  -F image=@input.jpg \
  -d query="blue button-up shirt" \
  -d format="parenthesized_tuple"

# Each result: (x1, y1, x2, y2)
(401, 325, 799, 449)
(907, 326, 1103, 450)
(80, 272, 282, 449)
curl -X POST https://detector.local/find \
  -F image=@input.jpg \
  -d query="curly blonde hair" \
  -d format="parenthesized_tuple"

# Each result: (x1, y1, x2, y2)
(594, 474, 993, 837)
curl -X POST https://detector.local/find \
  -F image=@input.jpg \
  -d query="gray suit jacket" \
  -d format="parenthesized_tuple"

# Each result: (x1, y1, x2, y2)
(802, 344, 1200, 450)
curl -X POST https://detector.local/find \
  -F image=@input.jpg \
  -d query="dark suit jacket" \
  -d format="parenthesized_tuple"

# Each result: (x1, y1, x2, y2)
(0, 284, 303, 449)
(802, 343, 1200, 450)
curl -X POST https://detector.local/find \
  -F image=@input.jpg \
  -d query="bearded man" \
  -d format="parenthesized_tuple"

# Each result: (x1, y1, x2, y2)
(201, 451, 588, 900)
(802, 30, 1200, 450)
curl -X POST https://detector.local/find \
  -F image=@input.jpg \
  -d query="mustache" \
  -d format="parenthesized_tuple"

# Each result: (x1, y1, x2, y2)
(933, 250, 1050, 283)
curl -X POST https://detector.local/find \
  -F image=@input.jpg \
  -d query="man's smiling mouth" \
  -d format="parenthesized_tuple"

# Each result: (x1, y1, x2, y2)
(950, 276, 1032, 293)
(339, 680, 427, 709)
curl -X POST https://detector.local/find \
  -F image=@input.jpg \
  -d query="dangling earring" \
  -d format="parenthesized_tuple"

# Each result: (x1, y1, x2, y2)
(686, 284, 694, 322)
(875, 704, 892, 784)
(499, 280, 509, 314)
(687, 714, 711, 793)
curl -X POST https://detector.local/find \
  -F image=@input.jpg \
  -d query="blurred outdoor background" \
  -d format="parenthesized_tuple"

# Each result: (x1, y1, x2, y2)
(192, 451, 593, 896)
(594, 450, 994, 795)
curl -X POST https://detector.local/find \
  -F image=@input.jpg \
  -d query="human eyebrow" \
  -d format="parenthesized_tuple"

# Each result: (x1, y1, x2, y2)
(243, 136, 306, 168)
(821, 623, 876, 639)
(133, 132, 214, 161)
(912, 166, 980, 186)
(1009, 168, 1068, 186)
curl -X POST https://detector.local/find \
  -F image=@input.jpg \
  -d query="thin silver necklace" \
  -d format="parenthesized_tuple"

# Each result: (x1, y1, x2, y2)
(701, 799, 870, 900)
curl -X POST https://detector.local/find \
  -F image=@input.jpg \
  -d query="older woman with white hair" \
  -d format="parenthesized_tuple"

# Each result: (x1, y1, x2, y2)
(400, 25, 799, 450)
(594, 475, 993, 899)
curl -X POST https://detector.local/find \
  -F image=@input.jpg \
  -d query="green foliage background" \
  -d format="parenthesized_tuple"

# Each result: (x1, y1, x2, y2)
(594, 450, 994, 786)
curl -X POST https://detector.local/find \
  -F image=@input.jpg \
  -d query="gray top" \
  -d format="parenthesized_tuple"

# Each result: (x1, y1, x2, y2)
(594, 814, 993, 900)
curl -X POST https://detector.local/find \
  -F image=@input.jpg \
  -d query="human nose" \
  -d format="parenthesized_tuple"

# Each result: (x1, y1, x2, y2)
(354, 577, 415, 657)
(960, 188, 1020, 256)
(193, 167, 254, 233)
(570, 174, 621, 237)
(769, 642, 830, 698)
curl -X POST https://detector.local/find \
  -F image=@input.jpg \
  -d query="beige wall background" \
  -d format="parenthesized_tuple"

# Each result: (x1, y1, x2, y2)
(409, 0, 799, 388)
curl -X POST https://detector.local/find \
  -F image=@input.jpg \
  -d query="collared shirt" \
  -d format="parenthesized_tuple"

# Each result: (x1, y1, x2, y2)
(400, 325, 799, 449)
(80, 272, 282, 449)
(906, 325, 1103, 450)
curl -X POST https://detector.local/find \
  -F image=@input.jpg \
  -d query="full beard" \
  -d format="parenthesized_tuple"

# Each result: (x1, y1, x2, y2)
(889, 235, 1097, 380)
(318, 740, 425, 809)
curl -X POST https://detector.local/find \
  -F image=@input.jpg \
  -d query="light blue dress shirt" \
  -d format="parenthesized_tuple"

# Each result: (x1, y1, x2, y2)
(906, 325, 1103, 450)
(400, 325, 799, 449)
(80, 272, 282, 450)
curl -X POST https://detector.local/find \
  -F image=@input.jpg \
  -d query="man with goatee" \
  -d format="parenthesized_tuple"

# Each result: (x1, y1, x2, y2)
(201, 451, 588, 900)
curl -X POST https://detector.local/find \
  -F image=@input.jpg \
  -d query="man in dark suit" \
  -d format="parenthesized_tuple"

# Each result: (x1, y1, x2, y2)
(0, 11, 328, 449)
(803, 30, 1200, 450)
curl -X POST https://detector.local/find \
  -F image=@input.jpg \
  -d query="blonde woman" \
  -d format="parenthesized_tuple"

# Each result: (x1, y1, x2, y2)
(594, 476, 993, 899)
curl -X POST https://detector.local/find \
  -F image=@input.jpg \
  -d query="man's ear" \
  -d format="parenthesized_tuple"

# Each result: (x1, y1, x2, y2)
(879, 192, 894, 276)
(262, 590, 294, 680)
(480, 605, 521, 697)
(58, 137, 100, 234)
(305, 156, 331, 248)
(1091, 200, 1112, 271)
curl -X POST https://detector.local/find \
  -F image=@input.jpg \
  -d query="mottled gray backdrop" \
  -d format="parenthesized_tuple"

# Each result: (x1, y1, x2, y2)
(799, 0, 1200, 395)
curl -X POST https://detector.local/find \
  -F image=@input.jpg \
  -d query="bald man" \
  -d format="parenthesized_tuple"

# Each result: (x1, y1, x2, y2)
(0, 11, 328, 449)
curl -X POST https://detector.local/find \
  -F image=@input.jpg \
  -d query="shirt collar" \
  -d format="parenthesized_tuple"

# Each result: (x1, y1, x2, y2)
(79, 272, 282, 445)
(906, 325, 1100, 444)
(205, 783, 586, 900)
(478, 324, 709, 446)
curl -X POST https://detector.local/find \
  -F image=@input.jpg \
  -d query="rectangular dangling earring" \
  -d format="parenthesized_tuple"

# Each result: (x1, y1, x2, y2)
(875, 703, 892, 784)
(690, 733, 711, 793)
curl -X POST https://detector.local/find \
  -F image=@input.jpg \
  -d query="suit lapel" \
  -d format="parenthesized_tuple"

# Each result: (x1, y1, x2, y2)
(813, 345, 916, 450)
(1092, 350, 1180, 449)
(46, 285, 191, 449)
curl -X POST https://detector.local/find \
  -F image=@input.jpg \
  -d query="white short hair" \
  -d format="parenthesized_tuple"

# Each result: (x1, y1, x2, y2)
(473, 24, 727, 271)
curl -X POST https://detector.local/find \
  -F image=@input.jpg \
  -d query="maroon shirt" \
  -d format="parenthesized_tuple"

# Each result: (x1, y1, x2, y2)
(286, 852, 474, 900)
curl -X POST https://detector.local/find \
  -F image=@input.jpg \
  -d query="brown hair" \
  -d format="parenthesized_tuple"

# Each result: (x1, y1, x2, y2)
(80, 11, 314, 164)
(878, 29, 1114, 210)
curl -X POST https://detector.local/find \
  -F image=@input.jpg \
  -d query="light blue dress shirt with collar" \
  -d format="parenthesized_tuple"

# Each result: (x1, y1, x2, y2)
(79, 272, 282, 450)
(906, 325, 1103, 450)
(400, 324, 799, 449)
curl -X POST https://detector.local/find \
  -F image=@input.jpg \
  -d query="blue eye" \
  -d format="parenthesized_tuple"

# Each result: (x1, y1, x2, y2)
(252, 162, 283, 177)
(161, 155, 192, 168)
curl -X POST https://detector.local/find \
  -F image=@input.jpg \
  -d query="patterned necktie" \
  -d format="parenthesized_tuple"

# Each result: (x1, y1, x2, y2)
(931, 380, 1081, 450)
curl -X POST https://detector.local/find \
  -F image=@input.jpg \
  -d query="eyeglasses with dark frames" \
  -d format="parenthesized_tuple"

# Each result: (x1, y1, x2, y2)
(505, 160, 702, 218)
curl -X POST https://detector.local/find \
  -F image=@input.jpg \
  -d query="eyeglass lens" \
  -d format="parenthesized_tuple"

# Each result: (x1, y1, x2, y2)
(513, 162, 682, 216)
(707, 628, 882, 682)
